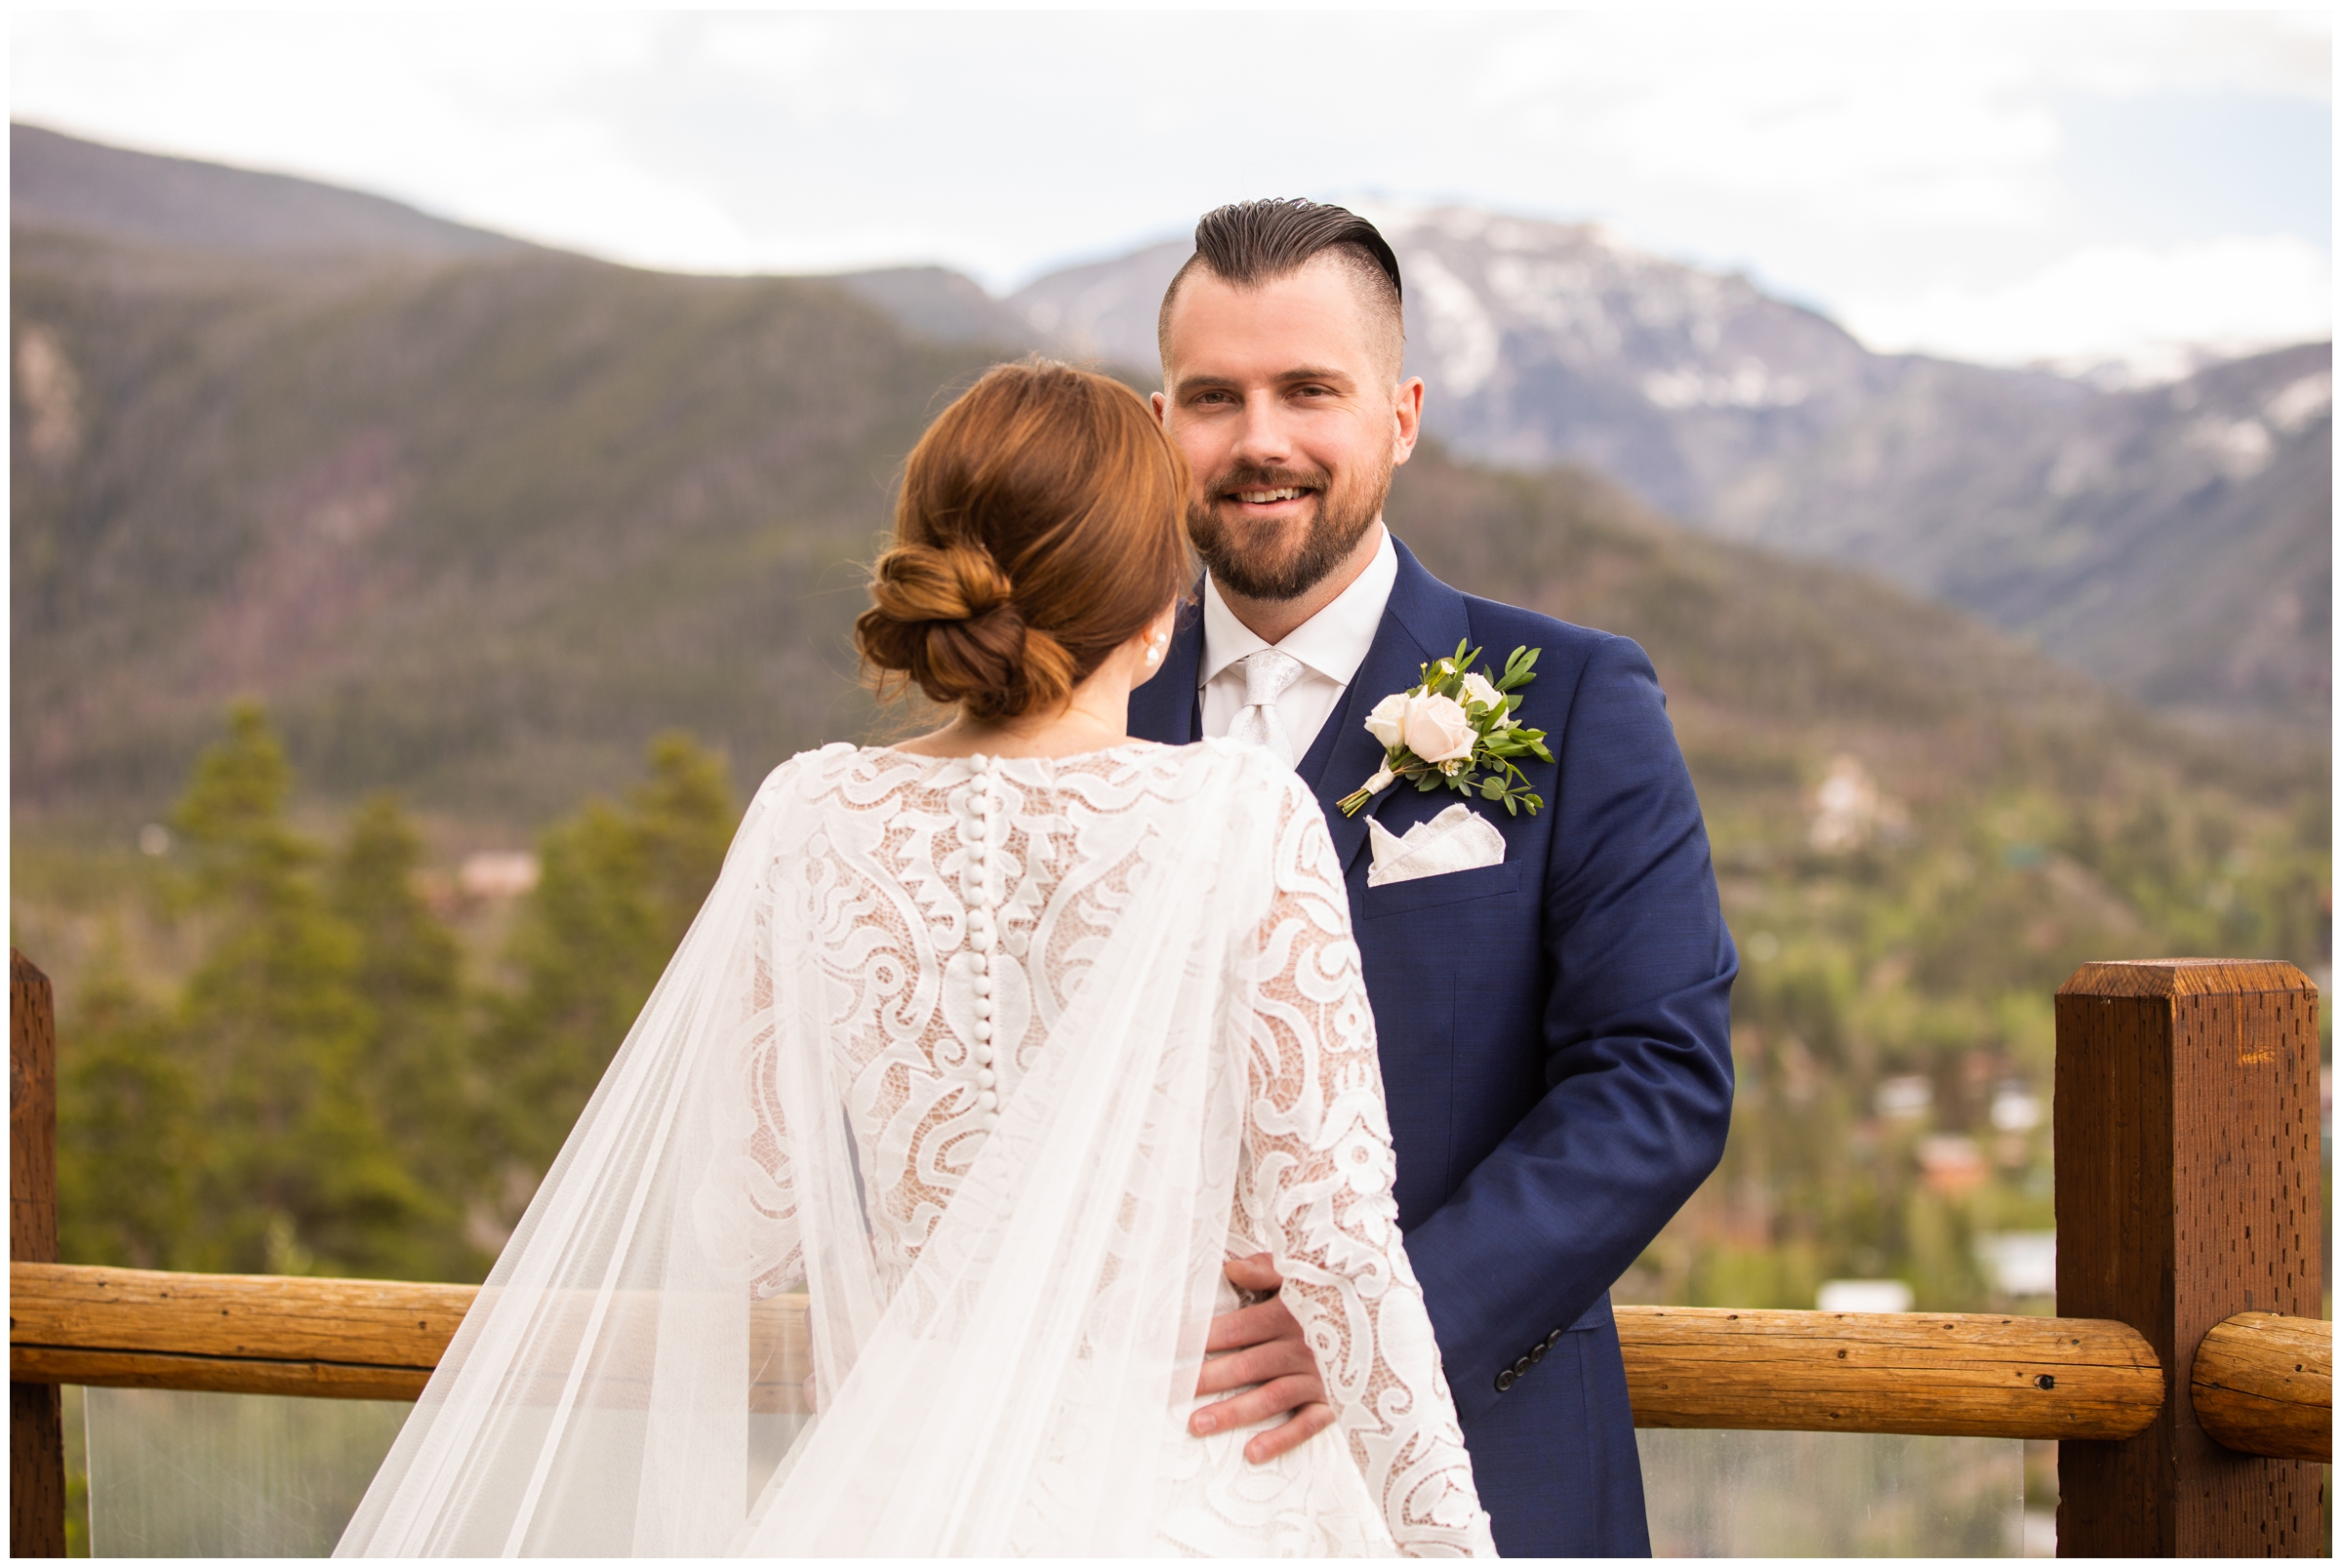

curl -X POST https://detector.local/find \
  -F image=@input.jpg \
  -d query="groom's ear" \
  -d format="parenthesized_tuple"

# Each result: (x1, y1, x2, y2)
(1392, 376, 1425, 465)
(1151, 389, 1167, 422)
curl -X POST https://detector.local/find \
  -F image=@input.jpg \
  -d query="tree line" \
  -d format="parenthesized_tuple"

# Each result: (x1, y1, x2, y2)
(58, 704, 737, 1283)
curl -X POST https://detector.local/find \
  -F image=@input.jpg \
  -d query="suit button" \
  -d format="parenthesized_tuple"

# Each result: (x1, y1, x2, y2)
(1527, 1343, 1546, 1364)
(1546, 1327, 1564, 1347)
(1513, 1356, 1532, 1376)
(1494, 1369, 1517, 1393)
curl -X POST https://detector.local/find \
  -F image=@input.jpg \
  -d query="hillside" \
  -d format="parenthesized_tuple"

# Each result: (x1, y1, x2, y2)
(11, 121, 522, 260)
(12, 223, 1006, 823)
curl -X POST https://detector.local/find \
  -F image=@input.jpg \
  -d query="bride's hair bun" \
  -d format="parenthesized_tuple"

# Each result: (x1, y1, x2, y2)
(857, 360, 1192, 724)
(860, 542, 1076, 722)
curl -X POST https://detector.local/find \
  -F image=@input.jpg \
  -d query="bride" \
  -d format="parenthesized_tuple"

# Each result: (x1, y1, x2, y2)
(337, 361, 1494, 1557)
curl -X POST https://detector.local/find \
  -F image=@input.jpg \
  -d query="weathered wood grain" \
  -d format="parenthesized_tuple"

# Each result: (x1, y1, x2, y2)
(2054, 958, 2323, 1558)
(17, 1263, 2163, 1436)
(11, 951, 64, 1560)
(11, 953, 59, 1267)
(9, 1262, 476, 1368)
(2191, 1311, 2331, 1464)
(1618, 1306, 2160, 1439)
(9, 1263, 814, 1411)
(10, 1346, 434, 1401)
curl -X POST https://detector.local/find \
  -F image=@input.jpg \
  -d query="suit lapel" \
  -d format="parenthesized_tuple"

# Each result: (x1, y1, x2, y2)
(1131, 545, 1474, 879)
(1307, 540, 1472, 878)
(1125, 595, 1202, 744)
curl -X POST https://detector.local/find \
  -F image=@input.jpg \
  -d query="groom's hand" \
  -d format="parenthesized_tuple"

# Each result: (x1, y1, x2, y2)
(1191, 1254, 1334, 1463)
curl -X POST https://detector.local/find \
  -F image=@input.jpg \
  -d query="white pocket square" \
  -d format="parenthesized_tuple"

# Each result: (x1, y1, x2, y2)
(1365, 803, 1508, 888)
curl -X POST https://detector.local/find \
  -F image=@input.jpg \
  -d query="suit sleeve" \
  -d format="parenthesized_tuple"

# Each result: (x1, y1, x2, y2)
(1397, 632, 1736, 1422)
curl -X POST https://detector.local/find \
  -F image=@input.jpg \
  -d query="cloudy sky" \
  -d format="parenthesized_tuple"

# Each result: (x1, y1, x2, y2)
(13, 8, 2332, 372)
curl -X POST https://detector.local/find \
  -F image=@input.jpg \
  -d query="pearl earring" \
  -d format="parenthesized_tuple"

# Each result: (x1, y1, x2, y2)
(1145, 630, 1167, 667)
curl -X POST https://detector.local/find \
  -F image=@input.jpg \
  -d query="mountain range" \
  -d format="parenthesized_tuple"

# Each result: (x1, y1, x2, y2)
(993, 208, 2330, 730)
(9, 123, 2325, 836)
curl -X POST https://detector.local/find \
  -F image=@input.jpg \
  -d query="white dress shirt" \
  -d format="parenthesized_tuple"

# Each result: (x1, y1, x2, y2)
(1199, 526, 1398, 765)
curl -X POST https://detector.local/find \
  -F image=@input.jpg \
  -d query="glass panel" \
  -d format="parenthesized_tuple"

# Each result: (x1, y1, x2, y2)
(1638, 1428, 2032, 1556)
(83, 1387, 2035, 1556)
(82, 1388, 813, 1557)
(64, 1384, 90, 1557)
(83, 1387, 408, 1557)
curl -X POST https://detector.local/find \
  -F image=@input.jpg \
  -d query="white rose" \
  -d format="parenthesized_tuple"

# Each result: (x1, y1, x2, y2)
(1459, 672, 1505, 713)
(1400, 693, 1475, 763)
(1364, 692, 1410, 748)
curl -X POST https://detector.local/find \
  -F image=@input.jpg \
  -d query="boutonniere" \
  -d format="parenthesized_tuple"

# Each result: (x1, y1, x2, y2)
(1338, 641, 1554, 817)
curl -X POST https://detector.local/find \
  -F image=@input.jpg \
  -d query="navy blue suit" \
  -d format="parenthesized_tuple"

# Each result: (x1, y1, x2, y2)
(1130, 538, 1736, 1557)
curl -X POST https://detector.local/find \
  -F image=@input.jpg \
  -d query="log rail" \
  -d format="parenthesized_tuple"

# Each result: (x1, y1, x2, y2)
(20, 1262, 2322, 1455)
(2189, 1310, 2332, 1464)
(10, 1259, 2186, 1442)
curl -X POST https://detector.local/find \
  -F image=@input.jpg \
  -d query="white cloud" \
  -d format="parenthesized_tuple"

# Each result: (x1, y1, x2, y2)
(9, 10, 2332, 362)
(1841, 235, 2334, 371)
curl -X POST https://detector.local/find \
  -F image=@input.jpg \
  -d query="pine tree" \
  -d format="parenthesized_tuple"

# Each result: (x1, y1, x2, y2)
(171, 704, 431, 1275)
(330, 794, 482, 1279)
(57, 931, 199, 1269)
(484, 733, 738, 1176)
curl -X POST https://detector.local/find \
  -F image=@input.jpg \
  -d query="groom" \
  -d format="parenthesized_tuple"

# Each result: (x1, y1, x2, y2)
(1130, 200, 1736, 1556)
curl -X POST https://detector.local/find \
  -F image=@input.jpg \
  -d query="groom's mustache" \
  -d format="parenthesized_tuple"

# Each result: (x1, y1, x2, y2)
(1208, 465, 1331, 504)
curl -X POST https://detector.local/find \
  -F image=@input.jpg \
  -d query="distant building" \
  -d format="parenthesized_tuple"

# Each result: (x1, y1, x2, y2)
(1976, 1231, 2057, 1299)
(459, 852, 540, 901)
(1818, 1279, 1913, 1313)
(1808, 755, 1908, 853)
(1918, 1134, 1987, 1195)
(1875, 1074, 1933, 1119)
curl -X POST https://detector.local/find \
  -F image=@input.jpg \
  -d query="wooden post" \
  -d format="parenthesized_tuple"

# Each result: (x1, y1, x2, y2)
(2054, 959, 2324, 1556)
(11, 950, 65, 1557)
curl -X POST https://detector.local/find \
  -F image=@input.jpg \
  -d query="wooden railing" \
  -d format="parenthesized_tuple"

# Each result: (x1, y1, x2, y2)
(8, 1260, 2179, 1439)
(9, 951, 2329, 1555)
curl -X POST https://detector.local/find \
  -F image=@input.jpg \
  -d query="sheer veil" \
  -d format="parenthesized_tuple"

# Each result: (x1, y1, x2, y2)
(337, 744, 1287, 1556)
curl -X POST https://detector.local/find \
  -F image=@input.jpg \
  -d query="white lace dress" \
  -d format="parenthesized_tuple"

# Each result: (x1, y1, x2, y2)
(734, 741, 1491, 1556)
(338, 739, 1492, 1558)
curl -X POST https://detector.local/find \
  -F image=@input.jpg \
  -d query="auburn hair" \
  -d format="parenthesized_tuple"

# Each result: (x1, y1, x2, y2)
(857, 360, 1193, 723)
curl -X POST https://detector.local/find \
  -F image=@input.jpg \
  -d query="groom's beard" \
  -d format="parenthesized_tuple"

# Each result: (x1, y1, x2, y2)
(1188, 457, 1392, 603)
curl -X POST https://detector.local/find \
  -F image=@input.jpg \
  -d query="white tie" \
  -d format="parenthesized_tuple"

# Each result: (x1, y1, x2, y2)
(1228, 648, 1306, 767)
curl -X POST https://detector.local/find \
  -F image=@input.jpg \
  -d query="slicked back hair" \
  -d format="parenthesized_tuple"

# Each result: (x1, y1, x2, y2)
(1157, 199, 1406, 379)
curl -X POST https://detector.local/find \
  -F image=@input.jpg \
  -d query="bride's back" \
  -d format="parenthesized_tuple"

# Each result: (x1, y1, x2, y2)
(753, 738, 1288, 1305)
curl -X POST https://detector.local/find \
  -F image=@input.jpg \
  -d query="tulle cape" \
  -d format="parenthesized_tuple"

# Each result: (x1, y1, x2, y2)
(337, 745, 1280, 1555)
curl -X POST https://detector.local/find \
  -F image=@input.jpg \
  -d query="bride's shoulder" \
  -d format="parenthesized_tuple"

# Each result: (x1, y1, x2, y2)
(746, 743, 936, 814)
(750, 742, 864, 797)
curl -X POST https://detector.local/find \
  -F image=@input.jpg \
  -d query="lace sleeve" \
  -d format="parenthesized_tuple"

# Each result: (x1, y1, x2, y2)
(1237, 777, 1497, 1558)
